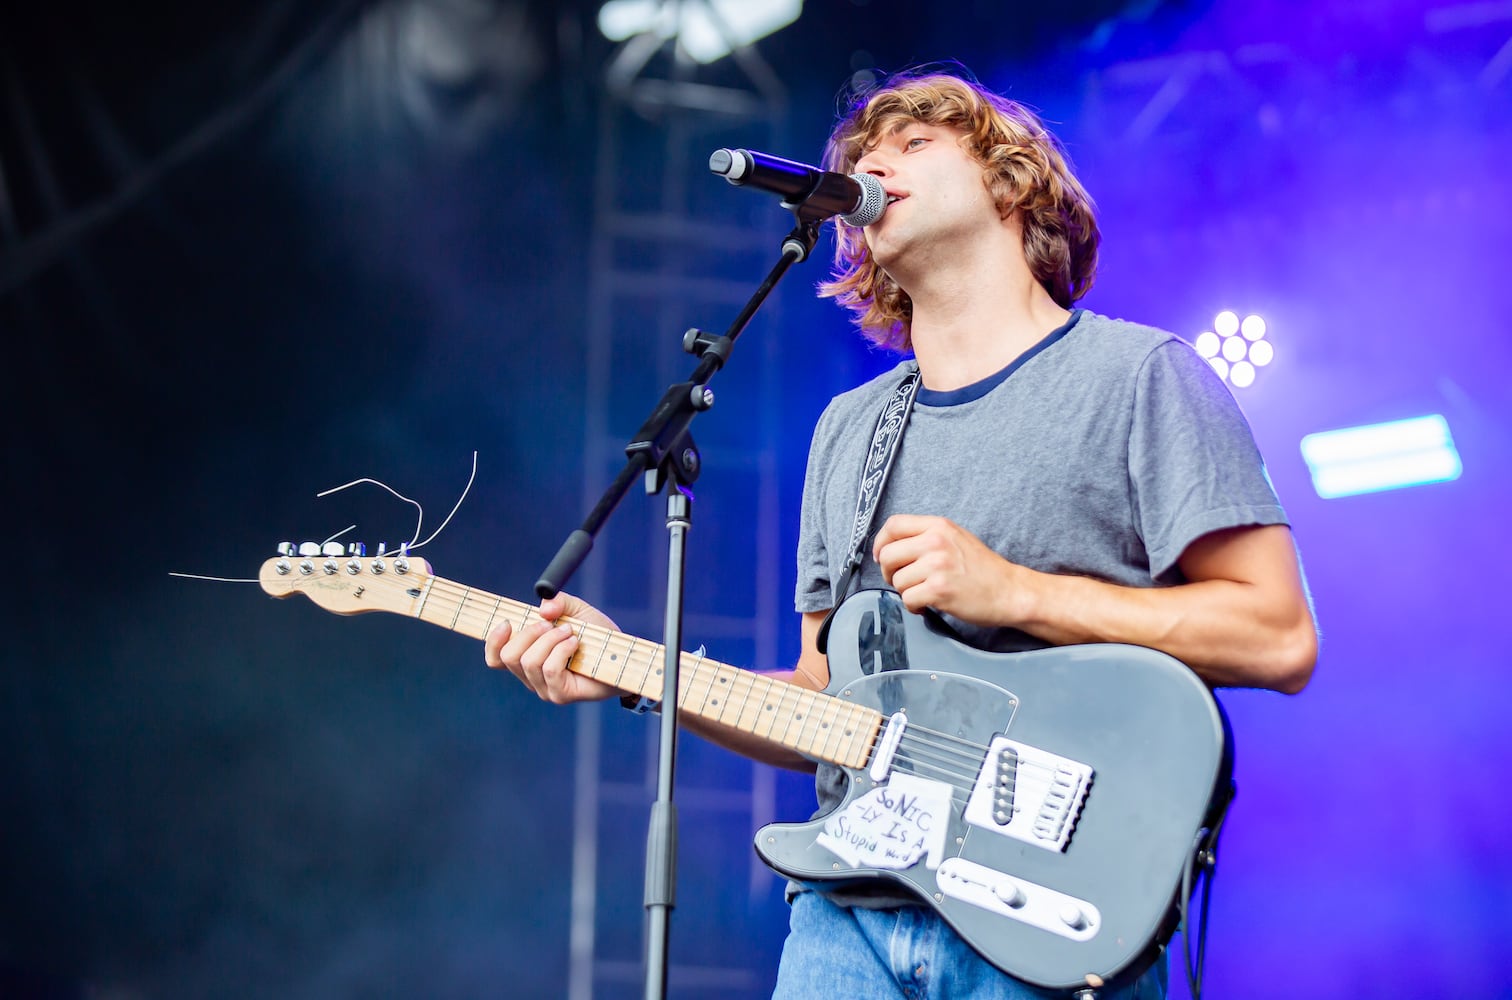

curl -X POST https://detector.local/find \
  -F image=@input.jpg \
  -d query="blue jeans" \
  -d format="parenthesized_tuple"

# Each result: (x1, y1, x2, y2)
(772, 892, 1168, 999)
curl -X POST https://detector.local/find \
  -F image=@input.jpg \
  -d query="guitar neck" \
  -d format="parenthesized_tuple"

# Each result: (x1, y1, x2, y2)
(404, 573, 881, 770)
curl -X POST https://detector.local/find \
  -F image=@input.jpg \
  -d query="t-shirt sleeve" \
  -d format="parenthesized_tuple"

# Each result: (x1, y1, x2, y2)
(795, 403, 841, 613)
(1128, 339, 1290, 582)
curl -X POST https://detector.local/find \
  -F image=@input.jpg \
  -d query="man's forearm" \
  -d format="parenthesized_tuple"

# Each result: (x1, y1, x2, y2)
(1008, 565, 1317, 692)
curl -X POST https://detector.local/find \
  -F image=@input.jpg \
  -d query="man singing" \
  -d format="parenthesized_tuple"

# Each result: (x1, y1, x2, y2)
(486, 67, 1316, 999)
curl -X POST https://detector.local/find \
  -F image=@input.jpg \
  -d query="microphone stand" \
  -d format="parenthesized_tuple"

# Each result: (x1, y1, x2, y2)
(536, 209, 826, 1000)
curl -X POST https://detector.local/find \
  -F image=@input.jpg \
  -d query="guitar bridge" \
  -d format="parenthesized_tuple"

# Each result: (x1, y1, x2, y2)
(964, 738, 1092, 853)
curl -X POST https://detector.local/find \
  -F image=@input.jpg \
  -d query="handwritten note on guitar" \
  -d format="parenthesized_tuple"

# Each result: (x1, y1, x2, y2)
(817, 773, 953, 870)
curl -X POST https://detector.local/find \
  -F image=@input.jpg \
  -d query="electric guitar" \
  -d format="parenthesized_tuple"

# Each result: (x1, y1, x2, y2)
(258, 550, 1231, 991)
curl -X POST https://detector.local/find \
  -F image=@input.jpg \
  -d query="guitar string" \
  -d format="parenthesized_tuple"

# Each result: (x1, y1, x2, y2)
(424, 583, 1019, 772)
(890, 738, 1017, 794)
(330, 573, 1069, 819)
(891, 733, 984, 774)
(411, 580, 1064, 822)
(390, 575, 1029, 781)
(313, 450, 478, 556)
(285, 565, 1064, 829)
(885, 733, 1064, 804)
(874, 728, 1064, 794)
(449, 591, 1066, 829)
(289, 569, 1069, 828)
(403, 577, 1010, 769)
(404, 578, 890, 764)
(891, 728, 1056, 780)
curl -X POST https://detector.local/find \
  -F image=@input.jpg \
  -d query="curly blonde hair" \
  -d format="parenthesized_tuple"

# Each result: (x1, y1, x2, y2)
(818, 70, 1100, 352)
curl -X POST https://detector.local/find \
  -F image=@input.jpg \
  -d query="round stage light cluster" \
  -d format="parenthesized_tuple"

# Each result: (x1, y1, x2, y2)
(1193, 311, 1272, 388)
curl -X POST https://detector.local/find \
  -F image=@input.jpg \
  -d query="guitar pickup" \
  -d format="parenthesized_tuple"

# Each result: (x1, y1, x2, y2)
(964, 738, 1092, 854)
(988, 745, 1017, 826)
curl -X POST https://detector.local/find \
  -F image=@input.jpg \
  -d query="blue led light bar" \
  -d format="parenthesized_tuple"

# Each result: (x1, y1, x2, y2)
(1300, 415, 1462, 499)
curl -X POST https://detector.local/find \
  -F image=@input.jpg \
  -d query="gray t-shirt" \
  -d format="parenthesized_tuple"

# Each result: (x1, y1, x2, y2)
(793, 309, 1287, 906)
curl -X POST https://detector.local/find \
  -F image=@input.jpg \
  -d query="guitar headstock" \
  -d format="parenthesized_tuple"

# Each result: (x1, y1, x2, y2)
(258, 543, 435, 616)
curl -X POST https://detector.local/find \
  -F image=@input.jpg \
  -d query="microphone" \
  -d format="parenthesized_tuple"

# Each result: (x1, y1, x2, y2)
(709, 148, 887, 227)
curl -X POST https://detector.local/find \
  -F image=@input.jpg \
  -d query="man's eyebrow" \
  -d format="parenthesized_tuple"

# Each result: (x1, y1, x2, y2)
(858, 118, 921, 153)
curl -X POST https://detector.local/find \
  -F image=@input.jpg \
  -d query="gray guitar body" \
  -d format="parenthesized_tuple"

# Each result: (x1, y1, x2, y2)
(754, 589, 1231, 991)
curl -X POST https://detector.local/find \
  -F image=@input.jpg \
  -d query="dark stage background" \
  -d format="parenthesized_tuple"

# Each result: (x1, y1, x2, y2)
(3, 1, 1510, 997)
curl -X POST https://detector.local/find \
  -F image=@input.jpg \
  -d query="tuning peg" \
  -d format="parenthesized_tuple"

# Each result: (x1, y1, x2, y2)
(277, 542, 296, 557)
(298, 542, 322, 557)
(347, 542, 366, 557)
(321, 542, 344, 557)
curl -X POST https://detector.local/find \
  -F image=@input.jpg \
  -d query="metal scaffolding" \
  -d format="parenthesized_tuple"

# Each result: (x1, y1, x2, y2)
(569, 12, 792, 999)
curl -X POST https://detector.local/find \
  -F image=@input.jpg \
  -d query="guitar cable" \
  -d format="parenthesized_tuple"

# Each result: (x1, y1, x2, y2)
(1179, 792, 1232, 1000)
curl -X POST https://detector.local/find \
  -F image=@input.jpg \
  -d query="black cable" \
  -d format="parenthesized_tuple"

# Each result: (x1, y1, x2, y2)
(1181, 797, 1230, 1000)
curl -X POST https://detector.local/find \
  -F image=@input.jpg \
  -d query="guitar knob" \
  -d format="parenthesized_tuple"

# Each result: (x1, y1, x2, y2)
(992, 881, 1025, 909)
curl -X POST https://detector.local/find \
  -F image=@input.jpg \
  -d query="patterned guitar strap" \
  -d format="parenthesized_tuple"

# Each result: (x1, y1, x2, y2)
(832, 363, 921, 608)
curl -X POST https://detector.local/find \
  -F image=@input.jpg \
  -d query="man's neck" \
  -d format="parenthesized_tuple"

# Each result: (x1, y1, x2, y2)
(906, 259, 1073, 392)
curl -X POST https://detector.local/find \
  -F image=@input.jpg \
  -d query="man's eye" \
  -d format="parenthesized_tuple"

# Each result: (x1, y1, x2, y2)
(904, 137, 928, 150)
